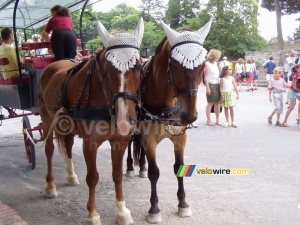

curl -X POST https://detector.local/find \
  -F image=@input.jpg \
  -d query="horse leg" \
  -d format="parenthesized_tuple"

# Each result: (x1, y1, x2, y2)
(144, 141, 161, 224)
(173, 135, 192, 218)
(136, 133, 147, 178)
(111, 141, 134, 225)
(126, 138, 135, 178)
(64, 134, 80, 186)
(83, 139, 101, 225)
(42, 116, 58, 198)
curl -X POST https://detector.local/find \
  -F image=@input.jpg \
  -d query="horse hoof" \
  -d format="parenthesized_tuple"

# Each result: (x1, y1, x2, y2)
(139, 170, 147, 178)
(45, 188, 58, 198)
(117, 213, 134, 225)
(86, 213, 101, 225)
(178, 207, 192, 218)
(147, 212, 162, 224)
(67, 175, 80, 186)
(126, 170, 135, 178)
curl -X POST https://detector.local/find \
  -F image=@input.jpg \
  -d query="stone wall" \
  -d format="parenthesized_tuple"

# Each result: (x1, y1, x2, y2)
(245, 40, 300, 69)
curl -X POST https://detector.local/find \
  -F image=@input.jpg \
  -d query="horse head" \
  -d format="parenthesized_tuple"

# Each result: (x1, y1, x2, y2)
(97, 18, 144, 135)
(160, 19, 212, 124)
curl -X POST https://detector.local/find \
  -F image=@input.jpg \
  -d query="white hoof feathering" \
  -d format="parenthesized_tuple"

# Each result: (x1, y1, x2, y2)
(138, 170, 147, 178)
(86, 212, 101, 225)
(126, 170, 135, 178)
(178, 207, 192, 218)
(116, 200, 134, 225)
(45, 188, 58, 198)
(147, 212, 162, 224)
(67, 174, 80, 186)
(65, 157, 79, 186)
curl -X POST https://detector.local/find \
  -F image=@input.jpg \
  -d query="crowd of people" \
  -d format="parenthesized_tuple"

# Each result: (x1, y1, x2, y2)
(200, 48, 300, 130)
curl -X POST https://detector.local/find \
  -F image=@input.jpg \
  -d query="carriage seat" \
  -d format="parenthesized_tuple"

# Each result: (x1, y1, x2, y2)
(22, 39, 83, 68)
(22, 39, 82, 50)
(0, 75, 30, 85)
(25, 56, 56, 69)
(0, 57, 30, 85)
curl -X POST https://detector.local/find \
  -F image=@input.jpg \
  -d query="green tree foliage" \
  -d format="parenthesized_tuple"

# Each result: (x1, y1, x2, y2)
(199, 0, 266, 57)
(261, 0, 300, 46)
(294, 28, 300, 40)
(165, 0, 200, 27)
(138, 0, 166, 22)
(165, 0, 181, 27)
(261, 0, 300, 14)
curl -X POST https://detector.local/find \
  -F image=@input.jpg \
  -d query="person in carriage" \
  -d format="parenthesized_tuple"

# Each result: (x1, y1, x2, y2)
(0, 28, 29, 80)
(41, 5, 77, 61)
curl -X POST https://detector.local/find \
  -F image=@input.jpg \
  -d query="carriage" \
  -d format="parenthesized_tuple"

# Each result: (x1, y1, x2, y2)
(0, 0, 99, 169)
(1, 1, 213, 224)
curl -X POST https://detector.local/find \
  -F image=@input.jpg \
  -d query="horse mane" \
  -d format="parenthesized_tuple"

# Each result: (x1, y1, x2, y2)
(155, 36, 168, 55)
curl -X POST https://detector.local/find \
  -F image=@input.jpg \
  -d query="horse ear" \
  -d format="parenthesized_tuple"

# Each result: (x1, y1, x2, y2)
(133, 17, 144, 47)
(195, 18, 212, 44)
(160, 20, 179, 46)
(97, 21, 112, 48)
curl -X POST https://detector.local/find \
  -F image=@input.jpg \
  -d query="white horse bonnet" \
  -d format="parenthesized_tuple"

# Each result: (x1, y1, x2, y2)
(161, 19, 212, 70)
(97, 18, 144, 72)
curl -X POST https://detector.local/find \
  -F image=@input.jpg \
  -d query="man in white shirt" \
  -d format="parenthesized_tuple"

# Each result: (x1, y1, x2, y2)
(219, 56, 229, 70)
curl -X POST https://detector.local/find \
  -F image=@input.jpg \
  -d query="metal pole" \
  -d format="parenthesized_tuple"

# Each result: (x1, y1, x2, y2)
(80, 0, 89, 51)
(13, 0, 22, 80)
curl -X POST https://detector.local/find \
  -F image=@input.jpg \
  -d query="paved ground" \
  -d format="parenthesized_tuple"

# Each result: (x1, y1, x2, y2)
(0, 85, 300, 225)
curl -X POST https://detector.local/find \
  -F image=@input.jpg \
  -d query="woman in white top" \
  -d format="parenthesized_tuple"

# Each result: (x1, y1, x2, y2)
(204, 49, 222, 126)
(220, 66, 239, 127)
(234, 58, 245, 91)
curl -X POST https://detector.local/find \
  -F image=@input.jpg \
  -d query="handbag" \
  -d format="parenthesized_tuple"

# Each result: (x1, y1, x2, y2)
(240, 72, 246, 78)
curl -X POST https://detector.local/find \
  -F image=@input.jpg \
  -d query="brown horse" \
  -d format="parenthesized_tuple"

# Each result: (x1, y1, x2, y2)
(130, 19, 212, 223)
(38, 18, 144, 225)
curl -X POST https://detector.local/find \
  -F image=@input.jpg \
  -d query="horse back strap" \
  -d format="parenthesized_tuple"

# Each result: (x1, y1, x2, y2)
(61, 57, 97, 110)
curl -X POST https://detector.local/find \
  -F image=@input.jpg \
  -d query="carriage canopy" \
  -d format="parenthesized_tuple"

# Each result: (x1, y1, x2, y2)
(0, 0, 101, 29)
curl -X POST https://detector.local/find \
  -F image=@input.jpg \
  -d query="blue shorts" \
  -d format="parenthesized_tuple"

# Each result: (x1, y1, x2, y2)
(289, 89, 300, 99)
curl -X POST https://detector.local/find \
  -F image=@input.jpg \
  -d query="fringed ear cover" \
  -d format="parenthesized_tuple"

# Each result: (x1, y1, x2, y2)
(160, 19, 212, 70)
(97, 18, 144, 72)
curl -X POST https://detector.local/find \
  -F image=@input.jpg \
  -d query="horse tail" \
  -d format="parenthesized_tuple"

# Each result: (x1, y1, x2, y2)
(51, 109, 72, 156)
(54, 130, 67, 156)
(132, 132, 142, 166)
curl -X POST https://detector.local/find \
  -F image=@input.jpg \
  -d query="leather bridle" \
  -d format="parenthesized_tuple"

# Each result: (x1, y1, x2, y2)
(167, 41, 202, 98)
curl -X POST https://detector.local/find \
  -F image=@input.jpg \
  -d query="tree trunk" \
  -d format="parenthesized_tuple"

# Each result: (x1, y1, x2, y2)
(274, 0, 284, 50)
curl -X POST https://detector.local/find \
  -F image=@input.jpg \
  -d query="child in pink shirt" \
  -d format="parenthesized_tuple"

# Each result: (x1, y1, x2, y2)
(268, 67, 288, 126)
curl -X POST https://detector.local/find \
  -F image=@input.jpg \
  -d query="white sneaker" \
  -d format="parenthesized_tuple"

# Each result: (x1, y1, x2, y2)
(192, 122, 198, 128)
(232, 122, 238, 128)
(223, 122, 229, 128)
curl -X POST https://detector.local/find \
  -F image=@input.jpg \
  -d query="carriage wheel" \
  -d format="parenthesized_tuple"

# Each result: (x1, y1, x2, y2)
(23, 116, 36, 169)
